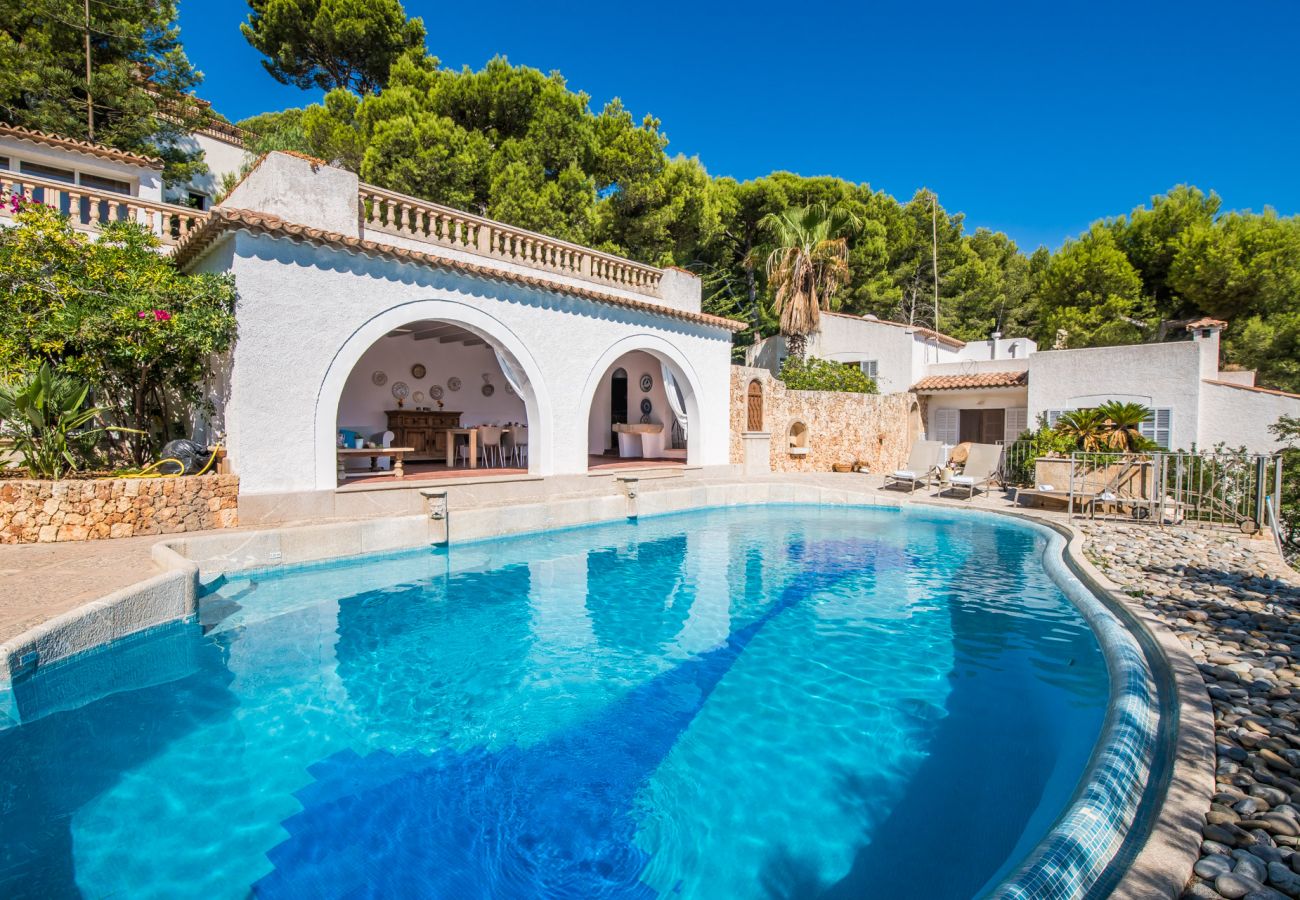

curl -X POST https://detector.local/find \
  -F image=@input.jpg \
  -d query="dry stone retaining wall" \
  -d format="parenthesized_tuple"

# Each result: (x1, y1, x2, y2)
(0, 474, 238, 543)
(730, 366, 917, 474)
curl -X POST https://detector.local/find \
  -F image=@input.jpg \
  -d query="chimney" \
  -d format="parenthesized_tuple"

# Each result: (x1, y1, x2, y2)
(1186, 319, 1227, 380)
(989, 331, 1002, 361)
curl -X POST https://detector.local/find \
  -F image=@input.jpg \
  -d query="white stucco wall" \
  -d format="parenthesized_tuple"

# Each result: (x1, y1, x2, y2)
(953, 336, 1037, 362)
(1028, 341, 1204, 450)
(336, 335, 527, 436)
(1199, 382, 1300, 452)
(209, 231, 732, 495)
(164, 131, 247, 206)
(586, 350, 677, 454)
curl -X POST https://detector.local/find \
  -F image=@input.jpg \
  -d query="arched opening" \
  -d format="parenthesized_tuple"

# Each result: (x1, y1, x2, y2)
(334, 317, 535, 484)
(788, 421, 809, 456)
(746, 380, 764, 432)
(586, 349, 691, 470)
(907, 401, 923, 450)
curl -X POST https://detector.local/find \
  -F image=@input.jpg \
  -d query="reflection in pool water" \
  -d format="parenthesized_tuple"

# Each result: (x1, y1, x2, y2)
(0, 505, 1108, 899)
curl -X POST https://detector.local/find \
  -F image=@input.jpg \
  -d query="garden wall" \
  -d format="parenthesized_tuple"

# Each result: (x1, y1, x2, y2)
(730, 366, 919, 474)
(0, 474, 238, 543)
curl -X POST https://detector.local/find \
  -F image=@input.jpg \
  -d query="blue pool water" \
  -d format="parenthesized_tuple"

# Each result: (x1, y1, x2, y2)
(0, 505, 1109, 899)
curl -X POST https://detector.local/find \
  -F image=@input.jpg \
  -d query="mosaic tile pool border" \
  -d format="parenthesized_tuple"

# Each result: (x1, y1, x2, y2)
(989, 519, 1174, 899)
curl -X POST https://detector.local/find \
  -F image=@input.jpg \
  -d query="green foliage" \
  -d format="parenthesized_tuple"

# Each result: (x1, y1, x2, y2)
(0, 204, 238, 464)
(760, 203, 860, 358)
(777, 357, 878, 394)
(1271, 415, 1300, 557)
(1037, 226, 1151, 348)
(0, 0, 208, 184)
(1095, 400, 1157, 452)
(1054, 408, 1111, 452)
(1003, 416, 1075, 485)
(0, 364, 116, 478)
(241, 0, 426, 95)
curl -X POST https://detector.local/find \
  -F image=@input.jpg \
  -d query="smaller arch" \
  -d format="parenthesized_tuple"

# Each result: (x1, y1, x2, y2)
(788, 421, 809, 456)
(746, 380, 764, 432)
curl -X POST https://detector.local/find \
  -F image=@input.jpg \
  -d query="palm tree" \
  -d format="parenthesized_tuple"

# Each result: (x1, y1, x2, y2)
(1054, 408, 1109, 452)
(1097, 400, 1153, 452)
(760, 203, 860, 360)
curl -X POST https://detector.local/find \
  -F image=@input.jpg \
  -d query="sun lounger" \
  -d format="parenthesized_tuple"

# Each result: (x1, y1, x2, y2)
(884, 440, 944, 493)
(936, 443, 1002, 499)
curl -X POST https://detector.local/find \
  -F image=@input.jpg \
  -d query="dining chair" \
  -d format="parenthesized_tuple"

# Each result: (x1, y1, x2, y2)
(513, 425, 528, 467)
(478, 426, 503, 467)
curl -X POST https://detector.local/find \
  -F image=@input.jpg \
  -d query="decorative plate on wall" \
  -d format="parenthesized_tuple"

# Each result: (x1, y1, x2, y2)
(640, 373, 653, 392)
(371, 370, 387, 386)
(640, 398, 652, 415)
(412, 390, 425, 405)
(448, 377, 462, 392)
(391, 381, 410, 401)
(411, 363, 427, 379)
(430, 385, 444, 400)
(481, 384, 495, 397)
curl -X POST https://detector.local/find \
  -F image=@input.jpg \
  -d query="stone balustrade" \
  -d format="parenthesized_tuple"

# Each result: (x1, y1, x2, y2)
(0, 172, 208, 246)
(359, 183, 663, 296)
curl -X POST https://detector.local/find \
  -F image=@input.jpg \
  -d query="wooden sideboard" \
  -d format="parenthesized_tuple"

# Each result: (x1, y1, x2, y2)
(386, 410, 461, 460)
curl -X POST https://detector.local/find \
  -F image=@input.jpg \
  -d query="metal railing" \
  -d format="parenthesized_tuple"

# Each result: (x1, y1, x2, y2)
(1011, 449, 1286, 533)
(0, 172, 208, 245)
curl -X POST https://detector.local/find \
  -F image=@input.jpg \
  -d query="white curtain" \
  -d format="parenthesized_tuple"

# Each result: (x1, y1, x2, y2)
(494, 346, 529, 396)
(662, 361, 688, 441)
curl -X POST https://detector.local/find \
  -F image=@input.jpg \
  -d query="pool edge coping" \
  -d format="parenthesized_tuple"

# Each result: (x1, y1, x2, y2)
(0, 480, 1215, 900)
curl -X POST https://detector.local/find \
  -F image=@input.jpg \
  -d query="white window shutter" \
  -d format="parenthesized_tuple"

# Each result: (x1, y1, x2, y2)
(860, 360, 879, 378)
(1005, 408, 1028, 443)
(1140, 408, 1173, 449)
(1046, 409, 1068, 429)
(931, 408, 959, 445)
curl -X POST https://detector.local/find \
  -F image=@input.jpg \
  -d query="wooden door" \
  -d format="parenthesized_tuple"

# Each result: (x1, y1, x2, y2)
(746, 381, 763, 431)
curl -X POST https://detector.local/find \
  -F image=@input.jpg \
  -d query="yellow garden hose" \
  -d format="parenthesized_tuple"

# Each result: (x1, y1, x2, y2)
(121, 444, 223, 479)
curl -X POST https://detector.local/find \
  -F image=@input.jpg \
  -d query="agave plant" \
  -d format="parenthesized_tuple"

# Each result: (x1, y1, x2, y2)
(0, 364, 116, 478)
(1097, 400, 1154, 452)
(760, 203, 861, 360)
(1054, 408, 1110, 452)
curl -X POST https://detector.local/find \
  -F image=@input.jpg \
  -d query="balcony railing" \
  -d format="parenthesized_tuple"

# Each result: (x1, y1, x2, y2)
(0, 173, 208, 246)
(359, 184, 663, 296)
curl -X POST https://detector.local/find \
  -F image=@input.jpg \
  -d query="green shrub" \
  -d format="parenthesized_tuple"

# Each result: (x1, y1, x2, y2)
(778, 356, 878, 393)
(0, 364, 119, 478)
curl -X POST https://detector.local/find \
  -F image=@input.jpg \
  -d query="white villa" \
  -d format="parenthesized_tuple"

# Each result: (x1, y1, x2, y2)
(748, 311, 1300, 453)
(2, 116, 1297, 526)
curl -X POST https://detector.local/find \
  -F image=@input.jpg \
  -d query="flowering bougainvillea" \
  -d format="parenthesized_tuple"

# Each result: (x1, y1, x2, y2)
(0, 203, 237, 464)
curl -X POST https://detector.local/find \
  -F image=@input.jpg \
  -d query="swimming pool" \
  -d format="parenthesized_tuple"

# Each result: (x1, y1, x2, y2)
(1, 505, 1114, 898)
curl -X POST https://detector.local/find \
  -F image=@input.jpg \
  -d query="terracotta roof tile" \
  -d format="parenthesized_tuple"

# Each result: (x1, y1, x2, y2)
(1203, 379, 1300, 400)
(912, 371, 1029, 392)
(174, 208, 746, 333)
(0, 123, 163, 168)
(1186, 317, 1229, 331)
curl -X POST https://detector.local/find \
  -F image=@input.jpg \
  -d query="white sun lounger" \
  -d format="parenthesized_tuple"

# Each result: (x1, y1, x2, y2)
(937, 443, 1003, 500)
(884, 440, 944, 493)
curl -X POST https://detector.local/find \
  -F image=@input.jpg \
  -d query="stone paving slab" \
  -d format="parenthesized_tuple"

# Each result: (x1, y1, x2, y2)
(0, 535, 165, 643)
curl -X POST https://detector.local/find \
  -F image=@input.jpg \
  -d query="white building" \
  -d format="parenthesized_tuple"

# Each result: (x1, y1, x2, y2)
(171, 151, 739, 503)
(748, 312, 1300, 453)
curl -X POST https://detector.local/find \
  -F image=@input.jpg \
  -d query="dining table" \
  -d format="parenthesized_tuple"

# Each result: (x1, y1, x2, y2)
(440, 427, 516, 469)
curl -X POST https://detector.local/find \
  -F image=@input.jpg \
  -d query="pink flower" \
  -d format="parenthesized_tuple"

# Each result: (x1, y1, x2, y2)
(152, 310, 171, 321)
(137, 311, 149, 319)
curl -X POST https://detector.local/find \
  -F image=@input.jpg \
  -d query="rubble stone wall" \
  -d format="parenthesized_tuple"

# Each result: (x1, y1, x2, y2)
(730, 366, 918, 474)
(0, 474, 239, 543)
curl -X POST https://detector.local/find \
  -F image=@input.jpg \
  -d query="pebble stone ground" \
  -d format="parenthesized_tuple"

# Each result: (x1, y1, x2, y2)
(1078, 521, 1300, 900)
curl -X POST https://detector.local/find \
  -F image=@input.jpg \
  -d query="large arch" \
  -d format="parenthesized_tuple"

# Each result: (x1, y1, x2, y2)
(313, 298, 552, 492)
(575, 333, 706, 470)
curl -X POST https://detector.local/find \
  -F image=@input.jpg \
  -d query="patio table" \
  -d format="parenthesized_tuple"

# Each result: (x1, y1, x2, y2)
(337, 446, 414, 481)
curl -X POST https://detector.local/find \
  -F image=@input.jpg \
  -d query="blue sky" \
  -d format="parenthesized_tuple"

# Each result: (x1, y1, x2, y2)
(178, 0, 1300, 251)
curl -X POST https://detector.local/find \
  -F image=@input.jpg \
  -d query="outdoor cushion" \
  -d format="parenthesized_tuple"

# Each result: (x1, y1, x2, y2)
(892, 469, 918, 479)
(951, 475, 976, 485)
